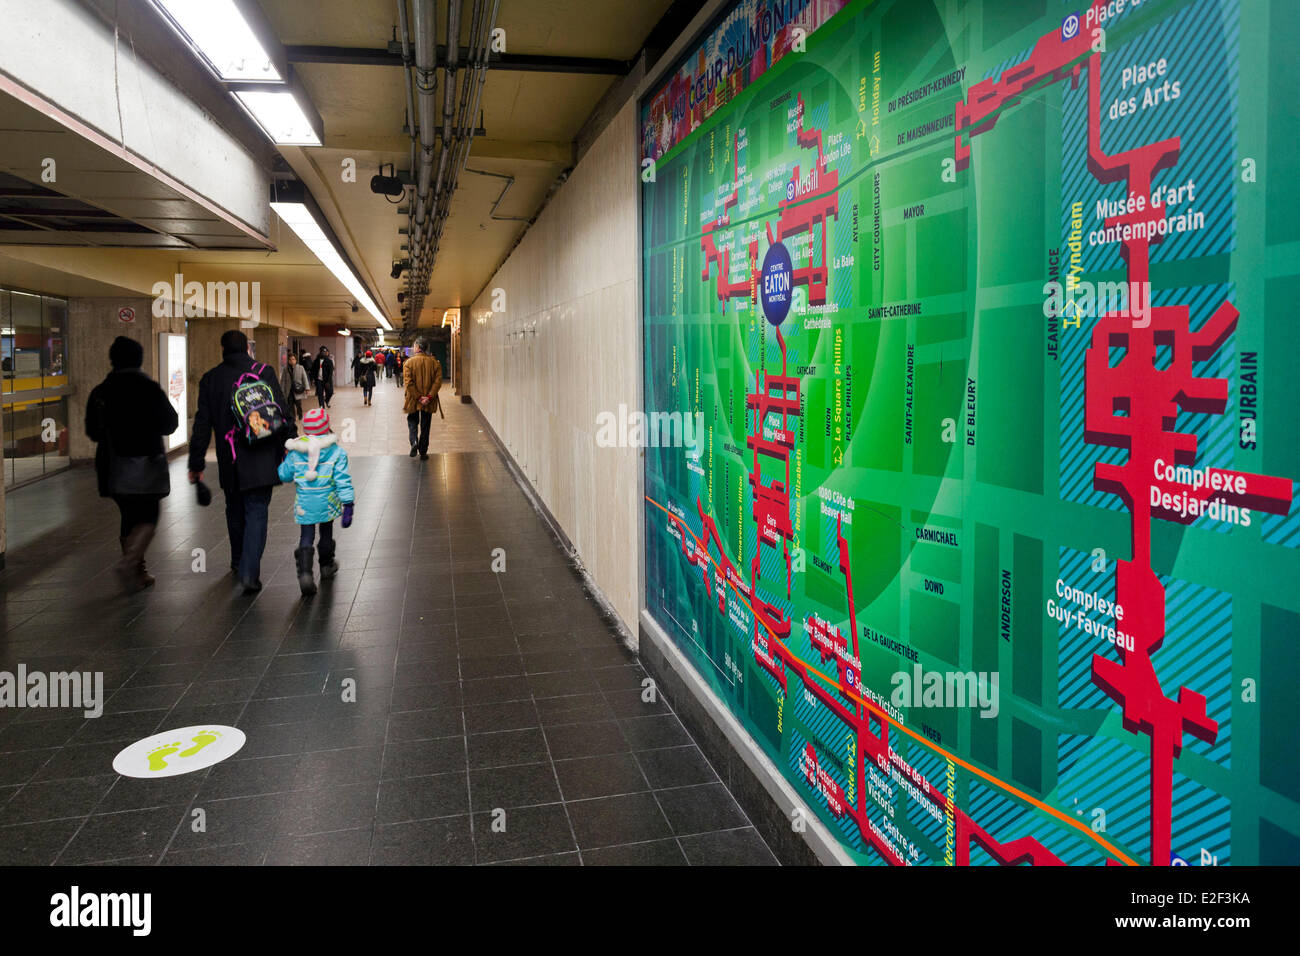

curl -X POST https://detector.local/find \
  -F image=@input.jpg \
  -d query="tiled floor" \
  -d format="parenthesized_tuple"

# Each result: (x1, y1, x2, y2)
(0, 379, 777, 865)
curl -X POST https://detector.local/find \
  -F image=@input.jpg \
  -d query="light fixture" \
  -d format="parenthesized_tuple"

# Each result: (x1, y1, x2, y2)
(337, 327, 351, 336)
(233, 79, 322, 145)
(152, 0, 284, 82)
(271, 199, 391, 330)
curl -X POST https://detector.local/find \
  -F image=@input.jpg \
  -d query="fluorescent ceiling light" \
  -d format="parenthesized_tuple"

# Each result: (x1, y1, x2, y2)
(235, 90, 320, 145)
(271, 201, 392, 330)
(155, 0, 281, 81)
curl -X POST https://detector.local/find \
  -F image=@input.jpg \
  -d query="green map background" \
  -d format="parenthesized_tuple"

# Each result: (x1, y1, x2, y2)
(642, 0, 1300, 865)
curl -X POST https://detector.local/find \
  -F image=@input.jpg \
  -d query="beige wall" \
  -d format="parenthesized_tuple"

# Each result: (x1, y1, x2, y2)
(467, 100, 640, 636)
(67, 297, 185, 462)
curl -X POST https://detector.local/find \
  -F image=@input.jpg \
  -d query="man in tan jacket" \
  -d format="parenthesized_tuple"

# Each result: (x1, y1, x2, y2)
(402, 338, 442, 460)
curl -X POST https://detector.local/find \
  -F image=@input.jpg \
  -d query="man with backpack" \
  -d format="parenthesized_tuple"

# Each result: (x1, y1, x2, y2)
(188, 329, 296, 593)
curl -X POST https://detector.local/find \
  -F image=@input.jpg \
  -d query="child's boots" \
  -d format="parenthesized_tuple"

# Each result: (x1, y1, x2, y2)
(318, 537, 339, 578)
(294, 546, 317, 596)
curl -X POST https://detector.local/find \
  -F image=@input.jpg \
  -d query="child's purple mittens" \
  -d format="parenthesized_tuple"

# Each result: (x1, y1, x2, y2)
(342, 503, 354, 528)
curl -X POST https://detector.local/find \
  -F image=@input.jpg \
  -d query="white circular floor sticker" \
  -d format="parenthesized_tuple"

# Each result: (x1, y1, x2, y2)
(112, 726, 246, 778)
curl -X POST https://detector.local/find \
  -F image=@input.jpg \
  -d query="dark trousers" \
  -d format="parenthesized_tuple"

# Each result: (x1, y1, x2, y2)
(225, 486, 272, 580)
(362, 385, 374, 402)
(316, 381, 333, 407)
(407, 410, 432, 454)
(298, 521, 334, 548)
(112, 494, 160, 538)
(288, 394, 304, 420)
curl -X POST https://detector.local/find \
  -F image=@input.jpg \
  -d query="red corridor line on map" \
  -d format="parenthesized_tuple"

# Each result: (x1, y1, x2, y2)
(645, 493, 1138, 866)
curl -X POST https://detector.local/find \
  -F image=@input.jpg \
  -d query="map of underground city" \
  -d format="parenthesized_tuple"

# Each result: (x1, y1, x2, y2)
(640, 0, 1300, 866)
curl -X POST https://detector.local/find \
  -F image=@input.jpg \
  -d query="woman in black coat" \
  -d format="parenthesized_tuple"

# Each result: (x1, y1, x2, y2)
(85, 336, 179, 592)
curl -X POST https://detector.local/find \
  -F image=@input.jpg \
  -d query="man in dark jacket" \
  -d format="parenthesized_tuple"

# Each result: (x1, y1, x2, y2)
(315, 347, 335, 409)
(188, 329, 296, 593)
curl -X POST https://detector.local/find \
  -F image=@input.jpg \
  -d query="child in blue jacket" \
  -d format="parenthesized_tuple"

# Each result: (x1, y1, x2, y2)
(277, 406, 355, 596)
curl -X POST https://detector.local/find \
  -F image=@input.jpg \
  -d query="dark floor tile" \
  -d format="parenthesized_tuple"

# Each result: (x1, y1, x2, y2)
(604, 686, 672, 718)
(472, 802, 576, 864)
(463, 699, 538, 735)
(162, 842, 267, 866)
(175, 678, 259, 708)
(104, 684, 189, 714)
(678, 827, 778, 866)
(302, 715, 387, 752)
(0, 774, 115, 824)
(198, 754, 303, 800)
(382, 736, 466, 780)
(377, 772, 469, 823)
(527, 670, 601, 700)
(282, 782, 378, 835)
(619, 714, 692, 751)
(370, 815, 474, 865)
(583, 838, 688, 866)
(654, 783, 749, 837)
(238, 695, 320, 727)
(32, 742, 118, 783)
(484, 851, 580, 866)
(67, 709, 166, 745)
(57, 806, 183, 864)
(469, 762, 561, 811)
(461, 675, 530, 706)
(390, 681, 462, 711)
(264, 827, 371, 865)
(635, 746, 719, 789)
(386, 706, 464, 742)
(96, 774, 205, 813)
(0, 717, 83, 753)
(294, 746, 383, 790)
(534, 692, 615, 727)
(0, 818, 83, 865)
(553, 752, 649, 802)
(567, 792, 672, 850)
(544, 720, 630, 761)
(467, 727, 549, 769)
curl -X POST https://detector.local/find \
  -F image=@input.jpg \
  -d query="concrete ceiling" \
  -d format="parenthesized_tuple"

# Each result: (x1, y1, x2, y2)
(259, 0, 676, 325)
(0, 0, 681, 333)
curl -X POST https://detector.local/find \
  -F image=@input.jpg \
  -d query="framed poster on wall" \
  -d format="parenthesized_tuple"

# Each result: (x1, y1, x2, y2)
(158, 332, 187, 451)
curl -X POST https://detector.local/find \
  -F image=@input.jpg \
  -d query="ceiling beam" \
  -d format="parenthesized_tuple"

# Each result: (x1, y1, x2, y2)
(284, 45, 632, 75)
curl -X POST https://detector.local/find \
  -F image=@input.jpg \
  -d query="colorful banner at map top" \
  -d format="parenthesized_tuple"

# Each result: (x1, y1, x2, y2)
(641, 0, 849, 162)
(640, 0, 1300, 866)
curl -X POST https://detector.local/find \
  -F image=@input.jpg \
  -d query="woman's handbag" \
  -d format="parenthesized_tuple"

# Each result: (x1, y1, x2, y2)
(109, 452, 170, 496)
(98, 395, 170, 496)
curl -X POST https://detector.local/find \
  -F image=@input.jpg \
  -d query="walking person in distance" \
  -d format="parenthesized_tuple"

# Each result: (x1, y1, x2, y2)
(403, 337, 442, 461)
(314, 346, 335, 409)
(282, 351, 309, 420)
(359, 348, 378, 405)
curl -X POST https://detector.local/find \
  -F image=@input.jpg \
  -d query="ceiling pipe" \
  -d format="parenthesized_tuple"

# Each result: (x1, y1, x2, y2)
(409, 0, 438, 252)
(426, 1, 491, 262)
(402, 0, 497, 333)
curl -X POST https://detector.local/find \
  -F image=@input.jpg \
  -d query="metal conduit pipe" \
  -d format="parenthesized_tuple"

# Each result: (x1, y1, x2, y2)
(404, 0, 497, 333)
(463, 166, 529, 221)
(396, 0, 420, 280)
(411, 0, 465, 300)
(426, 0, 494, 270)
(410, 0, 438, 250)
